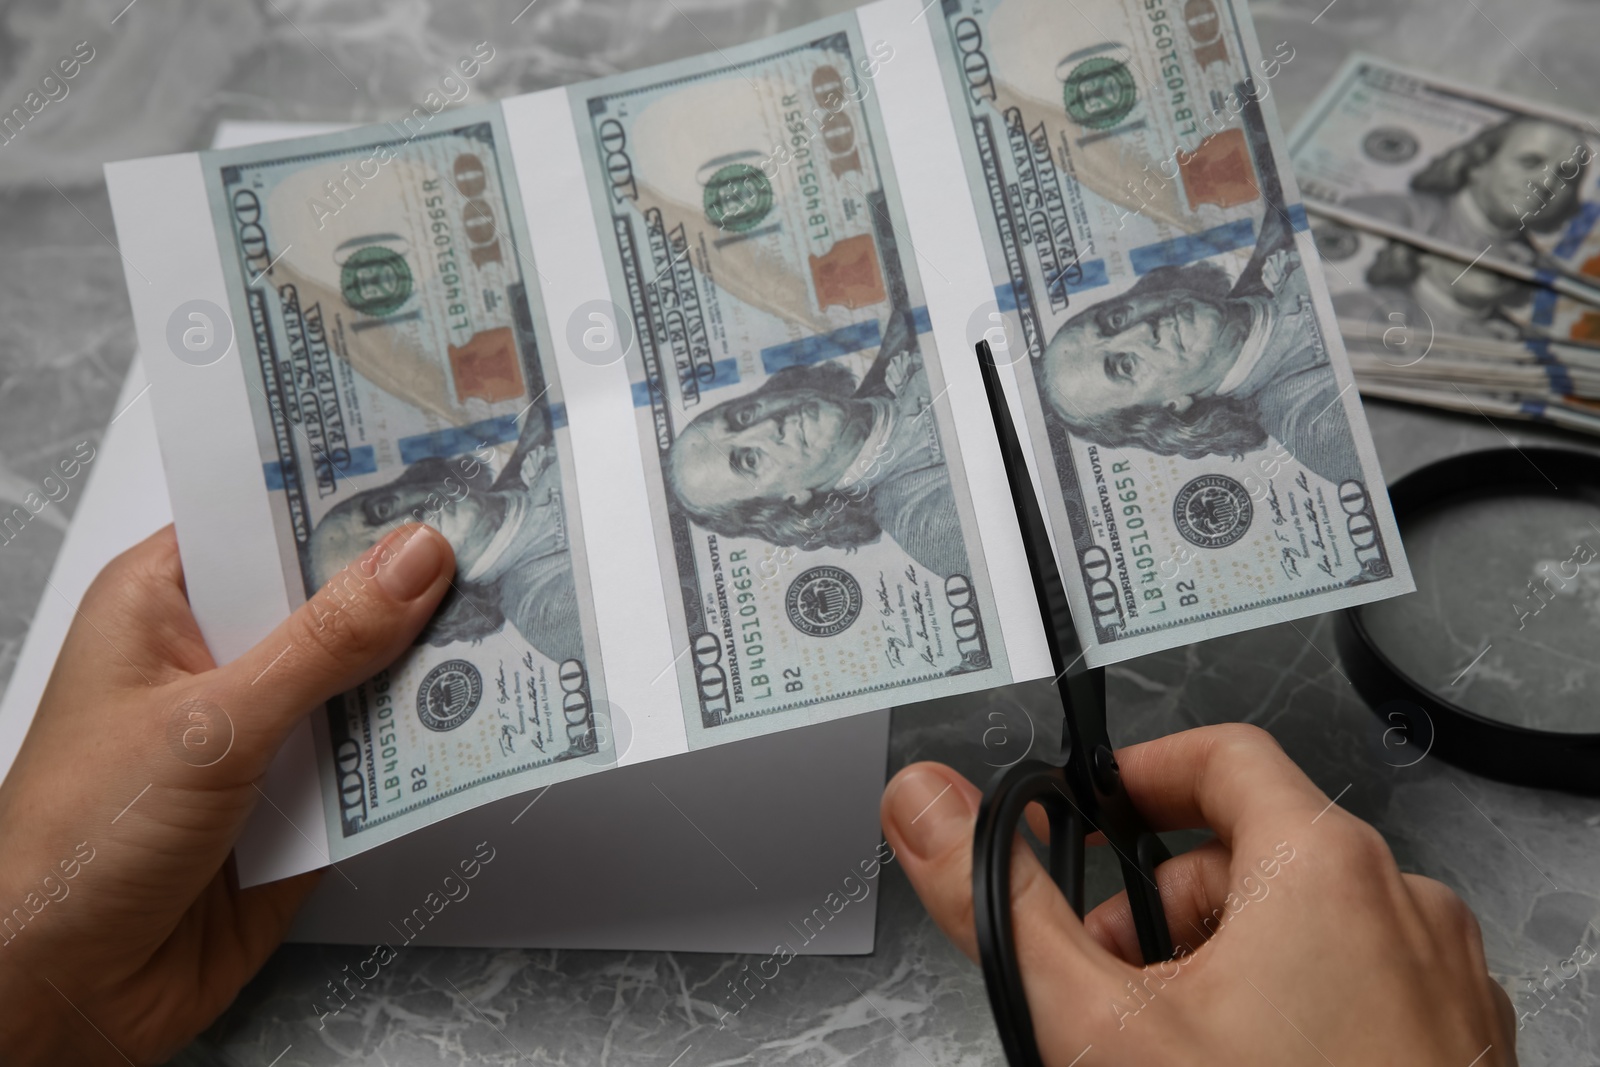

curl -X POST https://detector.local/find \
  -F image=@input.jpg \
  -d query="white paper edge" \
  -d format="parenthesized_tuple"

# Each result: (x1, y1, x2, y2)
(856, 0, 1051, 682)
(102, 155, 293, 659)
(104, 152, 336, 881)
(501, 90, 687, 765)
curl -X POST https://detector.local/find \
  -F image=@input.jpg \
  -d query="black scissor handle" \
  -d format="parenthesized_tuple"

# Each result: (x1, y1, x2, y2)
(974, 754, 1175, 1067)
(974, 760, 1081, 1067)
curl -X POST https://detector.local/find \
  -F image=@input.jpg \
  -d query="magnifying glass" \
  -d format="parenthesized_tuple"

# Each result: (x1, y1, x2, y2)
(1335, 447, 1600, 793)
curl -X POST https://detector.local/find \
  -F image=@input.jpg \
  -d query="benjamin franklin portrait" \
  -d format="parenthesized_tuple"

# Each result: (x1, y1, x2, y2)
(305, 410, 581, 663)
(664, 310, 971, 578)
(1349, 115, 1589, 253)
(1039, 208, 1361, 488)
(1331, 116, 1590, 341)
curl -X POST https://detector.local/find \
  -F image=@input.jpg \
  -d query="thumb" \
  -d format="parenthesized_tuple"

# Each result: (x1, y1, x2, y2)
(196, 523, 455, 777)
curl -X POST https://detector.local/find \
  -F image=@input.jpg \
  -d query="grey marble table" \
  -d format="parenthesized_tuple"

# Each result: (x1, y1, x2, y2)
(1, 0, 1597, 1063)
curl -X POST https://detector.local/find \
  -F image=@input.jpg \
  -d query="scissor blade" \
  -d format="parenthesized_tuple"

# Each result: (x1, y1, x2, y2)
(973, 341, 1085, 679)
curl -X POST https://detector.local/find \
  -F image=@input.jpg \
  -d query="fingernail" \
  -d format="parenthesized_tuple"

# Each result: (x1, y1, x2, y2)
(887, 766, 973, 861)
(374, 527, 446, 601)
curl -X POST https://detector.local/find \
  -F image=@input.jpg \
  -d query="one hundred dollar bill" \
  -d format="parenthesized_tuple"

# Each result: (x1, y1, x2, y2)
(571, 15, 1013, 744)
(929, 0, 1412, 664)
(1291, 55, 1600, 308)
(1310, 211, 1600, 366)
(1309, 215, 1600, 398)
(202, 107, 611, 859)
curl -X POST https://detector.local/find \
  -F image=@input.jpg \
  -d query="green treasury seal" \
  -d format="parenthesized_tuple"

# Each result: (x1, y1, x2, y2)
(340, 245, 414, 317)
(704, 162, 774, 233)
(1062, 56, 1138, 131)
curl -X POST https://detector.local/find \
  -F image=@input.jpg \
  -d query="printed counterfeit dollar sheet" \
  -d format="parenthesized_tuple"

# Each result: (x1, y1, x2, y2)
(106, 0, 1410, 864)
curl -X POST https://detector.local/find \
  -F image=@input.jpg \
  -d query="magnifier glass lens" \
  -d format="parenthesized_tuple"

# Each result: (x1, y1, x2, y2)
(1358, 491, 1600, 734)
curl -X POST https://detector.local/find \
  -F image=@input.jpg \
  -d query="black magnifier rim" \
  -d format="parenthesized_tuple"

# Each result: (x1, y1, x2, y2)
(1336, 447, 1600, 794)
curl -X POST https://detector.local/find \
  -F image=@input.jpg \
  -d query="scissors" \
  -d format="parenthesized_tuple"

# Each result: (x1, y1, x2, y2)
(971, 339, 1176, 1067)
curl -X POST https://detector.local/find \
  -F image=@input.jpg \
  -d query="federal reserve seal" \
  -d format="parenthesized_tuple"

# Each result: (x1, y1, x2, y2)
(1173, 475, 1253, 549)
(1062, 57, 1138, 131)
(416, 659, 483, 732)
(1362, 126, 1420, 165)
(785, 566, 863, 638)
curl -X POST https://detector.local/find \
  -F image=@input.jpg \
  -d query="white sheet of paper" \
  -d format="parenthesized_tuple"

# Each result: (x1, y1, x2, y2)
(0, 121, 892, 953)
(101, 0, 1054, 886)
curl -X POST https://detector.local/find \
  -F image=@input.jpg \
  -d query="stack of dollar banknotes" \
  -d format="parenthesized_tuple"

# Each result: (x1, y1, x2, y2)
(1293, 57, 1600, 436)
(104, 0, 1447, 866)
